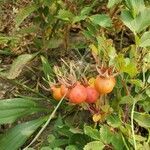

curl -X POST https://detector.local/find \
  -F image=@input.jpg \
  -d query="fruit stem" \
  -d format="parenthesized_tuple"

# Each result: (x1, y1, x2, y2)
(104, 94, 108, 105)
(96, 95, 104, 110)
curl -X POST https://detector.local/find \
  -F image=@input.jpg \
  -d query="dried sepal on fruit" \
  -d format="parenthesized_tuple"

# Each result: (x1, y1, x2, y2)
(53, 64, 77, 100)
(53, 61, 78, 88)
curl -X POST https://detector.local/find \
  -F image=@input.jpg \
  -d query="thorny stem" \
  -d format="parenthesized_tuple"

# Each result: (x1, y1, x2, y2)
(23, 94, 65, 150)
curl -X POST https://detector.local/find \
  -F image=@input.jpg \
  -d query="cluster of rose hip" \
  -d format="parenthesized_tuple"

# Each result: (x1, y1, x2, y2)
(50, 66, 116, 104)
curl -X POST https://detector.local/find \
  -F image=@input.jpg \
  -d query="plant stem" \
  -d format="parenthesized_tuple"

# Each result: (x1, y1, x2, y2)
(23, 95, 65, 150)
(131, 99, 137, 150)
(121, 133, 130, 150)
(142, 68, 146, 85)
(134, 34, 139, 47)
(146, 129, 150, 144)
(120, 30, 124, 50)
(96, 95, 103, 110)
(120, 75, 130, 122)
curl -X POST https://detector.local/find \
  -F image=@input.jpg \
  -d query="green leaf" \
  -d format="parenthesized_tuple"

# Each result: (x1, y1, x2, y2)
(82, 30, 95, 41)
(87, 23, 98, 35)
(69, 134, 90, 149)
(121, 10, 135, 33)
(54, 148, 63, 150)
(84, 125, 100, 140)
(107, 0, 122, 8)
(42, 0, 54, 6)
(100, 125, 113, 144)
(137, 142, 150, 150)
(115, 54, 138, 77)
(134, 112, 150, 128)
(0, 98, 44, 124)
(83, 141, 104, 150)
(0, 35, 19, 45)
(16, 25, 39, 35)
(100, 126, 125, 150)
(121, 8, 150, 33)
(120, 95, 134, 105)
(49, 139, 68, 148)
(41, 147, 52, 150)
(123, 61, 138, 77)
(73, 15, 87, 23)
(134, 8, 150, 33)
(111, 133, 125, 150)
(47, 134, 55, 143)
(57, 9, 74, 22)
(107, 115, 122, 128)
(108, 47, 117, 59)
(45, 38, 63, 49)
(15, 4, 38, 28)
(89, 14, 112, 27)
(0, 117, 45, 150)
(135, 135, 146, 142)
(41, 56, 54, 81)
(57, 125, 73, 137)
(128, 79, 143, 87)
(80, 7, 92, 16)
(125, 0, 145, 17)
(146, 89, 150, 97)
(140, 31, 150, 47)
(69, 128, 83, 134)
(6, 53, 37, 79)
(141, 98, 150, 112)
(0, 49, 13, 56)
(65, 145, 78, 150)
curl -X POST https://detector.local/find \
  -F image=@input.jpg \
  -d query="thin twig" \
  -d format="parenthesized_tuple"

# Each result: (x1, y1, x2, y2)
(131, 99, 137, 150)
(38, 82, 50, 91)
(23, 95, 65, 149)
